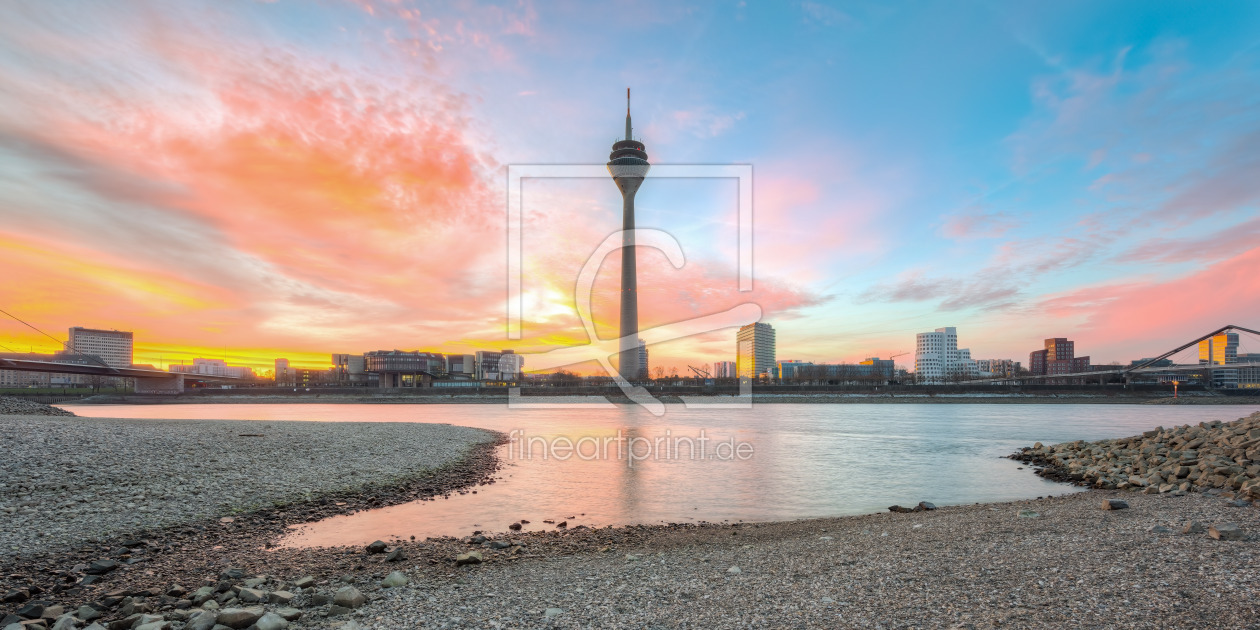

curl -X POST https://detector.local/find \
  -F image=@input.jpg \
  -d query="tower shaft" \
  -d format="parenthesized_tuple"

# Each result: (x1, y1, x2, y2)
(608, 88, 650, 380)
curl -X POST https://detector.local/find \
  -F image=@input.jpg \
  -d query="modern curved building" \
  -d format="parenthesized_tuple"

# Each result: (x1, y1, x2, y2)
(608, 89, 650, 380)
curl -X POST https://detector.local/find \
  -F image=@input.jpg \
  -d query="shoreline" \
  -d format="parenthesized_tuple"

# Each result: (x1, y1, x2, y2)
(2, 409, 1258, 628)
(62, 392, 1260, 406)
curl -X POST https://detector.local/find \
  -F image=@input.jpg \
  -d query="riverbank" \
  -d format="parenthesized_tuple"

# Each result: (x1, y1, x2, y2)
(66, 391, 1260, 405)
(2, 408, 1258, 629)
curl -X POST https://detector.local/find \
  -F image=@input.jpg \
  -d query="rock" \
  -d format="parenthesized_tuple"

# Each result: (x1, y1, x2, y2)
(191, 587, 215, 606)
(917, 501, 937, 511)
(1209, 523, 1244, 541)
(218, 569, 244, 581)
(50, 616, 77, 630)
(380, 572, 408, 588)
(625, 554, 641, 561)
(166, 585, 186, 598)
(84, 559, 118, 575)
(456, 551, 483, 566)
(327, 605, 352, 617)
(727, 566, 742, 575)
(544, 608, 564, 618)
(133, 622, 170, 630)
(242, 578, 266, 589)
(384, 549, 405, 562)
(267, 591, 293, 605)
(1, 590, 28, 604)
(1182, 521, 1206, 534)
(236, 588, 266, 603)
(184, 610, 217, 630)
(365, 540, 387, 554)
(252, 613, 288, 630)
(291, 577, 315, 589)
(1017, 509, 1039, 518)
(40, 606, 64, 620)
(333, 586, 366, 609)
(887, 505, 913, 513)
(1226, 499, 1251, 507)
(76, 606, 101, 622)
(489, 541, 512, 550)
(1147, 525, 1172, 533)
(1101, 499, 1129, 510)
(16, 603, 44, 619)
(273, 608, 302, 622)
(508, 522, 522, 531)
(215, 607, 264, 629)
(556, 521, 567, 528)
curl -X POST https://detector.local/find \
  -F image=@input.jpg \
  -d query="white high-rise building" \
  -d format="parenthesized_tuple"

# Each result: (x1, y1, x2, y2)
(67, 327, 133, 368)
(915, 327, 977, 383)
(737, 322, 776, 378)
(712, 360, 736, 378)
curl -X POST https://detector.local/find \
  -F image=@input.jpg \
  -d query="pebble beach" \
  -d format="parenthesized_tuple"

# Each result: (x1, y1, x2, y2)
(1, 399, 1258, 629)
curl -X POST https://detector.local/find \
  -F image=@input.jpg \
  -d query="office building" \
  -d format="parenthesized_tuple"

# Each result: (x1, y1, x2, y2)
(1029, 338, 1091, 382)
(1199, 332, 1240, 387)
(638, 340, 649, 379)
(975, 359, 1018, 378)
(169, 358, 255, 379)
(474, 350, 523, 381)
(67, 327, 132, 368)
(712, 360, 736, 378)
(445, 354, 476, 379)
(736, 322, 776, 378)
(366, 350, 446, 388)
(274, 358, 292, 385)
(780, 358, 895, 383)
(915, 327, 977, 383)
(332, 354, 368, 384)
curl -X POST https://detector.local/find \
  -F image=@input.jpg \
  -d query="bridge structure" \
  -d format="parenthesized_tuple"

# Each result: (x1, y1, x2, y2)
(967, 324, 1260, 386)
(0, 357, 245, 393)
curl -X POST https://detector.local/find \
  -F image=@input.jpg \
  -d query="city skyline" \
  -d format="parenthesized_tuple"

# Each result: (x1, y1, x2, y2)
(2, 2, 1260, 373)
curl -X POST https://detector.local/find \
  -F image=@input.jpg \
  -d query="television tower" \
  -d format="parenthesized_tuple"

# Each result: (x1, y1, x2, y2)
(608, 88, 650, 380)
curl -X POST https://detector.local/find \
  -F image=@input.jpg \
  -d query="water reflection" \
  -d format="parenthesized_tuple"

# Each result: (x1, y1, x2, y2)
(60, 401, 1260, 547)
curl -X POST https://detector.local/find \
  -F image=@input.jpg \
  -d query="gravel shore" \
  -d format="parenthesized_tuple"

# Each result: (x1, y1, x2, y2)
(294, 491, 1258, 629)
(0, 415, 496, 556)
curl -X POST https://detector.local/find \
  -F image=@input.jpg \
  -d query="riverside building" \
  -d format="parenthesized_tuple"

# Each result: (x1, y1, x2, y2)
(914, 327, 977, 383)
(736, 322, 776, 378)
(67, 327, 132, 368)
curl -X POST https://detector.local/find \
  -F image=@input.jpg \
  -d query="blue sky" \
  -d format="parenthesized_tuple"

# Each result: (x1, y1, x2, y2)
(1, 1, 1259, 371)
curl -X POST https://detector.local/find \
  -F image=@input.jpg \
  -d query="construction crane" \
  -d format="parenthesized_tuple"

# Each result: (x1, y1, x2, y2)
(889, 351, 909, 360)
(688, 365, 711, 378)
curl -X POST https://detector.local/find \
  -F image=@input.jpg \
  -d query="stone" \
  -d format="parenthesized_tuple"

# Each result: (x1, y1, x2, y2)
(727, 566, 742, 575)
(508, 522, 522, 531)
(273, 608, 302, 622)
(266, 591, 293, 605)
(1017, 509, 1039, 518)
(236, 588, 266, 603)
(39, 606, 63, 621)
(191, 587, 215, 606)
(49, 616, 76, 630)
(1226, 499, 1251, 507)
(84, 559, 118, 575)
(166, 585, 186, 598)
(2, 591, 28, 604)
(1101, 499, 1128, 510)
(1209, 523, 1244, 541)
(384, 549, 405, 562)
(544, 608, 564, 618)
(489, 540, 512, 550)
(16, 604, 43, 620)
(1147, 525, 1172, 534)
(333, 586, 365, 609)
(327, 605, 352, 617)
(291, 577, 315, 589)
(380, 572, 408, 588)
(133, 622, 169, 630)
(365, 540, 387, 554)
(456, 551, 483, 566)
(184, 611, 217, 630)
(252, 613, 288, 630)
(242, 578, 266, 589)
(218, 569, 244, 581)
(76, 606, 101, 622)
(214, 607, 264, 630)
(917, 501, 937, 511)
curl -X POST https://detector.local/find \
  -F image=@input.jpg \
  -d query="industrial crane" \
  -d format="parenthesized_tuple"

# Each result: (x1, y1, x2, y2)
(688, 365, 711, 378)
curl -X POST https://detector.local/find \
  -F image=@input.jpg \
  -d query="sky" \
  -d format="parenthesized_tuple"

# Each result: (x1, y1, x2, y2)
(1, 0, 1259, 374)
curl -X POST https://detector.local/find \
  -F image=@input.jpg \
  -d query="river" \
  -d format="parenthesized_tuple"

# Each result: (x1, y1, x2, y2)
(60, 402, 1260, 547)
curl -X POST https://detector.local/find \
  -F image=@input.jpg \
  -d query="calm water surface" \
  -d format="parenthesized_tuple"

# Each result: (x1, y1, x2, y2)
(60, 402, 1260, 547)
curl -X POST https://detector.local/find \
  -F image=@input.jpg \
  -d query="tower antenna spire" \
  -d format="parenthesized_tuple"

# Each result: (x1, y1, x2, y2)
(625, 87, 632, 140)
